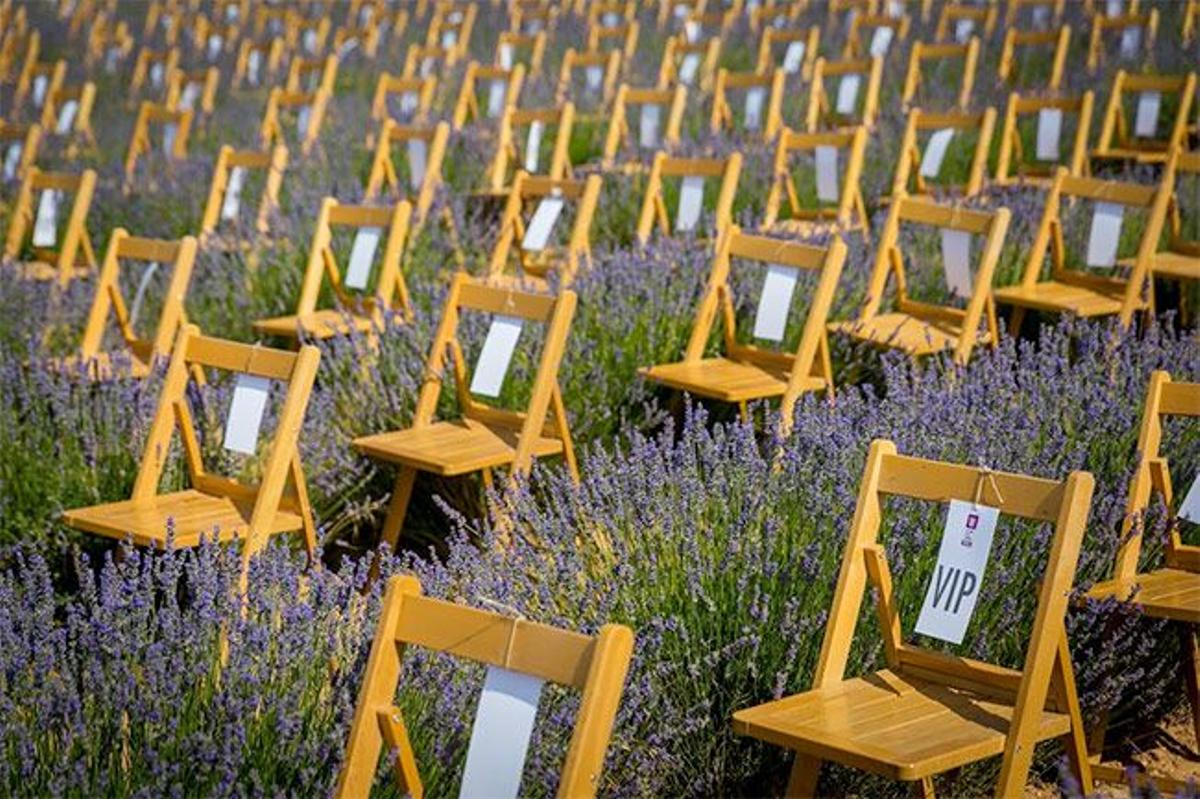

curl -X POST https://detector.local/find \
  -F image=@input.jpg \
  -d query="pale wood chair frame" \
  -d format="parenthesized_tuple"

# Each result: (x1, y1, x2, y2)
(0, 121, 40, 184)
(656, 34, 720, 92)
(710, 68, 785, 142)
(452, 61, 526, 130)
(1142, 148, 1200, 286)
(364, 121, 451, 227)
(123, 102, 193, 192)
(486, 171, 603, 287)
(13, 58, 64, 120)
(199, 144, 289, 246)
(640, 226, 845, 432)
(755, 25, 820, 81)
(259, 87, 330, 157)
(1185, 0, 1200, 45)
(556, 49, 622, 113)
(495, 31, 548, 77)
(1091, 71, 1198, 167)
(510, 3, 558, 35)
(128, 47, 180, 107)
(890, 107, 996, 200)
(1086, 11, 1158, 73)
(842, 13, 910, 59)
(829, 197, 1010, 365)
(166, 66, 220, 118)
(749, 3, 804, 34)
(352, 272, 579, 549)
(425, 3, 477, 60)
(933, 2, 996, 42)
(635, 152, 743, 245)
(761, 127, 870, 242)
(900, 38, 980, 114)
(334, 574, 634, 799)
(253, 198, 414, 341)
(40, 81, 97, 156)
(657, 0, 706, 28)
(1005, 0, 1065, 27)
(735, 438, 1096, 798)
(805, 56, 884, 133)
(600, 84, 687, 172)
(486, 103, 576, 193)
(286, 55, 339, 96)
(587, 0, 636, 28)
(84, 20, 133, 71)
(997, 25, 1070, 91)
(401, 44, 459, 79)
(62, 324, 320, 572)
(367, 74, 436, 147)
(4, 166, 97, 285)
(333, 23, 381, 60)
(294, 17, 331, 57)
(587, 19, 639, 62)
(232, 37, 284, 90)
(994, 166, 1174, 331)
(994, 92, 1094, 186)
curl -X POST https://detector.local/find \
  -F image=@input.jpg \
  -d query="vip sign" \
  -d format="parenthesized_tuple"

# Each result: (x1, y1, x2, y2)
(914, 499, 999, 645)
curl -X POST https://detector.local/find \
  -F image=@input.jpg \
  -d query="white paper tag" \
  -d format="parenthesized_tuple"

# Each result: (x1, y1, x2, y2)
(1032, 4, 1050, 29)
(602, 11, 619, 26)
(106, 46, 119, 73)
(33, 189, 59, 248)
(524, 120, 544, 172)
(223, 373, 271, 455)
(32, 75, 48, 108)
(56, 99, 79, 134)
(781, 41, 805, 74)
(753, 263, 800, 342)
(1106, 0, 1123, 15)
(208, 34, 223, 61)
(815, 144, 840, 203)
(226, 3, 239, 22)
(3, 143, 21, 180)
(458, 666, 543, 799)
(179, 82, 201, 111)
(486, 79, 507, 118)
(684, 20, 700, 42)
(162, 122, 178, 155)
(248, 50, 262, 85)
(1086, 201, 1124, 268)
(359, 5, 373, 25)
(296, 105, 311, 138)
(836, 74, 861, 115)
(1036, 108, 1063, 161)
(941, 228, 973, 297)
(470, 315, 523, 397)
(1119, 25, 1141, 58)
(221, 165, 246, 221)
(1178, 474, 1200, 523)
(441, 30, 458, 49)
(869, 25, 894, 57)
(338, 38, 359, 58)
(887, 0, 905, 16)
(303, 28, 319, 54)
(406, 137, 428, 190)
(639, 103, 661, 147)
(676, 175, 704, 232)
(521, 195, 565, 251)
(150, 62, 164, 88)
(399, 90, 418, 115)
(914, 500, 999, 645)
(678, 52, 701, 85)
(954, 18, 974, 43)
(420, 56, 435, 78)
(128, 261, 160, 328)
(498, 42, 514, 69)
(674, 2, 689, 18)
(920, 128, 955, 178)
(448, 10, 464, 23)
(744, 86, 766, 131)
(344, 226, 382, 291)
(1134, 91, 1160, 138)
(585, 65, 603, 92)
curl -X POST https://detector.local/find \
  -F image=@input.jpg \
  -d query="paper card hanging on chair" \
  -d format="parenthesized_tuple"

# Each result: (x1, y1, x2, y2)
(744, 87, 766, 131)
(676, 175, 705, 232)
(919, 128, 955, 178)
(678, 52, 701, 85)
(524, 120, 544, 172)
(150, 62, 165, 88)
(914, 499, 999, 645)
(1106, 0, 1124, 15)
(941, 228, 973, 298)
(296, 105, 312, 139)
(1134, 91, 1161, 138)
(344, 226, 382, 291)
(162, 122, 178, 155)
(639, 103, 661, 147)
(1119, 25, 1141, 58)
(208, 34, 223, 61)
(32, 189, 59, 248)
(486, 79, 507, 118)
(836, 74, 861, 115)
(3, 143, 22, 180)
(868, 25, 894, 57)
(223, 373, 271, 455)
(498, 43, 514, 69)
(221, 165, 247, 221)
(303, 28, 319, 54)
(470, 315, 524, 397)
(815, 144, 840, 203)
(1178, 474, 1200, 524)
(585, 65, 603, 91)
(406, 138, 428, 190)
(521, 194, 565, 251)
(457, 666, 544, 799)
(1032, 4, 1050, 29)
(441, 29, 458, 49)
(752, 263, 800, 342)
(1035, 108, 1063, 161)
(1086, 201, 1124, 268)
(180, 82, 201, 111)
(399, 90, 418, 114)
(32, 75, 48, 108)
(56, 99, 79, 134)
(954, 18, 974, 43)
(128, 261, 160, 327)
(248, 50, 262, 85)
(781, 41, 805, 74)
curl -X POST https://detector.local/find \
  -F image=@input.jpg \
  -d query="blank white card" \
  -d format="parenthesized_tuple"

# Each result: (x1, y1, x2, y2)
(223, 374, 271, 455)
(406, 138, 428, 191)
(458, 666, 544, 799)
(676, 175, 705, 232)
(639, 104, 661, 148)
(221, 166, 247, 221)
(920, 128, 955, 178)
(753, 263, 800, 342)
(836, 75, 861, 116)
(815, 145, 840, 203)
(941, 228, 973, 298)
(470, 315, 524, 397)
(344, 226, 382, 291)
(744, 87, 766, 131)
(781, 41, 805, 74)
(1134, 90, 1160, 138)
(1035, 108, 1063, 162)
(521, 195, 565, 252)
(1086, 201, 1124, 268)
(524, 121, 544, 172)
(32, 189, 59, 248)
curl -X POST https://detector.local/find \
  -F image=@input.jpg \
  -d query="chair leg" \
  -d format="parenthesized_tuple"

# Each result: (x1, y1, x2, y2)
(913, 777, 936, 798)
(1179, 623, 1200, 748)
(1053, 635, 1094, 794)
(783, 753, 821, 799)
(379, 467, 417, 551)
(1007, 306, 1026, 338)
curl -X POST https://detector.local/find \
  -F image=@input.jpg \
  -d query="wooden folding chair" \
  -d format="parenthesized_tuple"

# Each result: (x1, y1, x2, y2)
(201, 19, 239, 63)
(749, 2, 803, 33)
(254, 199, 413, 342)
(1085, 371, 1200, 794)
(636, 152, 742, 245)
(128, 47, 180, 107)
(805, 56, 883, 133)
(588, 18, 639, 62)
(994, 166, 1173, 331)
(402, 44, 458, 79)
(890, 107, 996, 201)
(452, 61, 525, 130)
(657, 34, 720, 92)
(166, 66, 219, 120)
(353, 272, 579, 548)
(123, 102, 193, 192)
(13, 58, 64, 120)
(199, 144, 288, 249)
(756, 25, 819, 81)
(1091, 71, 1197, 168)
(1086, 9, 1158, 73)
(735, 439, 1096, 798)
(62, 325, 320, 573)
(684, 3, 739, 38)
(85, 19, 133, 72)
(997, 25, 1071, 91)
(252, 6, 297, 44)
(364, 121, 450, 227)
(761, 127, 870, 242)
(0, 26, 36, 85)
(995, 92, 1093, 186)
(495, 31, 547, 77)
(295, 17, 331, 57)
(142, 0, 184, 46)
(0, 121, 40, 185)
(830, 197, 1010, 365)
(52, 230, 197, 380)
(334, 574, 633, 799)
(510, 2, 557, 35)
(1185, 0, 1200, 46)
(40, 81, 97, 157)
(588, 0, 635, 28)
(842, 13, 909, 59)
(934, 2, 996, 42)
(1137, 148, 1200, 291)
(286, 55, 338, 96)
(556, 48, 621, 114)
(487, 172, 602, 288)
(4, 167, 97, 284)
(425, 2, 476, 60)
(1005, 0, 1064, 28)
(486, 103, 575, 193)
(332, 22, 382, 60)
(641, 227, 844, 431)
(367, 74, 435, 148)
(600, 84, 686, 173)
(232, 37, 284, 90)
(260, 87, 329, 157)
(710, 68, 784, 142)
(900, 38, 980, 114)
(658, 0, 705, 28)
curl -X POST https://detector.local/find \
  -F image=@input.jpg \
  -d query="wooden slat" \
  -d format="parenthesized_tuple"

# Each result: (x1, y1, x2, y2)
(1157, 382, 1200, 417)
(456, 280, 558, 321)
(877, 453, 1066, 521)
(898, 198, 996, 234)
(727, 232, 829, 270)
(185, 335, 299, 380)
(116, 235, 182, 263)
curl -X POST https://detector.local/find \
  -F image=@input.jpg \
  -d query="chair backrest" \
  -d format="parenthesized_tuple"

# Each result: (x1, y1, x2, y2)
(334, 574, 634, 799)
(425, 2, 476, 58)
(890, 107, 996, 199)
(333, 22, 382, 60)
(761, 127, 869, 235)
(0, 121, 41, 184)
(200, 144, 289, 240)
(755, 25, 819, 80)
(842, 13, 909, 59)
(495, 30, 548, 76)
(86, 19, 133, 71)
(858, 196, 1010, 364)
(588, 0, 635, 27)
(587, 18, 639, 61)
(123, 102, 193, 188)
(411, 272, 577, 473)
(1005, 0, 1065, 28)
(1086, 9, 1158, 72)
(130, 47, 180, 101)
(453, 61, 525, 129)
(813, 439, 1093, 794)
(657, 34, 720, 91)
(77, 230, 197, 366)
(364, 121, 450, 223)
(710, 68, 784, 141)
(487, 172, 602, 286)
(402, 43, 458, 78)
(4, 166, 97, 282)
(636, 152, 742, 244)
(166, 66, 219, 116)
(41, 81, 96, 142)
(488, 103, 575, 192)
(601, 84, 686, 168)
(510, 3, 557, 34)
(556, 48, 621, 110)
(1014, 166, 1174, 325)
(286, 54, 338, 95)
(290, 198, 414, 323)
(934, 2, 996, 42)
(658, 0, 705, 28)
(370, 73, 436, 129)
(805, 56, 883, 132)
(997, 25, 1071, 90)
(233, 36, 283, 89)
(900, 38, 980, 113)
(1094, 71, 1197, 159)
(294, 17, 331, 56)
(995, 92, 1094, 183)
(260, 87, 329, 156)
(132, 324, 320, 563)
(1162, 148, 1200, 257)
(15, 58, 64, 115)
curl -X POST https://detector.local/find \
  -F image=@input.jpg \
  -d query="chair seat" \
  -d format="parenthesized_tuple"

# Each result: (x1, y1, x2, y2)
(640, 357, 825, 402)
(733, 669, 1072, 782)
(253, 309, 375, 339)
(993, 281, 1132, 318)
(1148, 250, 1200, 282)
(353, 418, 565, 476)
(830, 313, 979, 357)
(63, 489, 305, 548)
(13, 259, 92, 282)
(48, 350, 152, 380)
(1086, 568, 1200, 623)
(1092, 147, 1170, 165)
